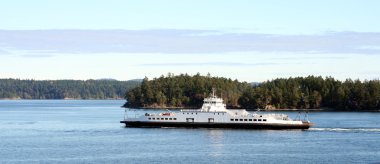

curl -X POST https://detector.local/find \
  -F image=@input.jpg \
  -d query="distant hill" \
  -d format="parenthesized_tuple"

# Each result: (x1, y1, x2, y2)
(128, 79, 143, 82)
(0, 79, 141, 99)
(96, 78, 118, 81)
(250, 82, 261, 86)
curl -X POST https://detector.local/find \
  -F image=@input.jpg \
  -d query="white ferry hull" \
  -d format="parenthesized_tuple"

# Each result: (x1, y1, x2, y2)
(120, 121, 312, 129)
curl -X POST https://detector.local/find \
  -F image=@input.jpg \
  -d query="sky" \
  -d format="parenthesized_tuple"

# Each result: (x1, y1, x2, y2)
(1, 0, 380, 82)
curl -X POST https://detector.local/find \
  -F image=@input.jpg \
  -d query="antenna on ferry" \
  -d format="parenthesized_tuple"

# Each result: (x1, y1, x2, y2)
(124, 108, 127, 121)
(303, 110, 309, 121)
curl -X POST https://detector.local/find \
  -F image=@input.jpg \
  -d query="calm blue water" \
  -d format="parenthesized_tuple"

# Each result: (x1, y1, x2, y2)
(0, 100, 380, 164)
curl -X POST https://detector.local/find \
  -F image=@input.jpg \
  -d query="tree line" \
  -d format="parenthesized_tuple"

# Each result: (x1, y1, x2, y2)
(0, 79, 140, 99)
(239, 76, 380, 110)
(125, 74, 380, 111)
(124, 73, 251, 108)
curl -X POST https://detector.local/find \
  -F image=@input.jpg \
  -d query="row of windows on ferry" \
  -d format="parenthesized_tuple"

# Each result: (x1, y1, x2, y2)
(231, 118, 267, 122)
(148, 117, 266, 122)
(182, 112, 225, 115)
(148, 118, 177, 120)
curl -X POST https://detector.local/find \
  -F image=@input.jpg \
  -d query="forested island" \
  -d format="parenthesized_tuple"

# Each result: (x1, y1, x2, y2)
(125, 74, 380, 111)
(125, 73, 250, 109)
(0, 79, 140, 99)
(2, 74, 380, 111)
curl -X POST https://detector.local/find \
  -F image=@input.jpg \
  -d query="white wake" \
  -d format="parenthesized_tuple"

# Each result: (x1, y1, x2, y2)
(309, 128, 380, 132)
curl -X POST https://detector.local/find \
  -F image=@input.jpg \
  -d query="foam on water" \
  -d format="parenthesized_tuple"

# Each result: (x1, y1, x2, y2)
(310, 127, 380, 132)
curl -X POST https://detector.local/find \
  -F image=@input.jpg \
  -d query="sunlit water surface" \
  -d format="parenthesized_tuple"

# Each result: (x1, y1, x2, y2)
(1, 100, 380, 163)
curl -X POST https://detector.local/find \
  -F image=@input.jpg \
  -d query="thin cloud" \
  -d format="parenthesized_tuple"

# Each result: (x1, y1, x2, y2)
(270, 56, 347, 60)
(140, 62, 290, 67)
(19, 54, 54, 58)
(0, 48, 9, 54)
(356, 46, 380, 50)
(0, 30, 380, 55)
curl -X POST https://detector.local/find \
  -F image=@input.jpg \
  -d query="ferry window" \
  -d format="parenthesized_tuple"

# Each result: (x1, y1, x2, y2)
(263, 119, 267, 121)
(230, 119, 234, 121)
(258, 119, 262, 121)
(183, 113, 184, 114)
(196, 113, 198, 115)
(152, 118, 155, 120)
(187, 113, 189, 114)
(254, 119, 257, 121)
(148, 118, 151, 120)
(191, 113, 193, 114)
(169, 118, 172, 120)
(249, 119, 252, 121)
(174, 118, 177, 120)
(260, 115, 262, 117)
(244, 119, 247, 121)
(239, 119, 243, 121)
(165, 118, 168, 120)
(218, 113, 219, 115)
(235, 119, 238, 121)
(161, 118, 164, 120)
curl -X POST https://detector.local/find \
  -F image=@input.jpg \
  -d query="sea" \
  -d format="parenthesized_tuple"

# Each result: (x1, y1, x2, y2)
(0, 100, 379, 164)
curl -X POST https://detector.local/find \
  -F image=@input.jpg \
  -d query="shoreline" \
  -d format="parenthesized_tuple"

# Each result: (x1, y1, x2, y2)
(123, 106, 380, 112)
(0, 98, 125, 100)
(2, 99, 378, 112)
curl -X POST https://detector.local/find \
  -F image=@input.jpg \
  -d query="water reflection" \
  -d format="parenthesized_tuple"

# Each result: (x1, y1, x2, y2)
(207, 130, 225, 157)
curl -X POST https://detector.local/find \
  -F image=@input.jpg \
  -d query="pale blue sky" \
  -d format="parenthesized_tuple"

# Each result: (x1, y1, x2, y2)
(1, 0, 380, 82)
(2, 0, 380, 33)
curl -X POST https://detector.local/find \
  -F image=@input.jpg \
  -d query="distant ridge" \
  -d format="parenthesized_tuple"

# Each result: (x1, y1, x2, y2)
(127, 79, 143, 82)
(96, 78, 118, 81)
(250, 82, 261, 86)
(0, 79, 141, 99)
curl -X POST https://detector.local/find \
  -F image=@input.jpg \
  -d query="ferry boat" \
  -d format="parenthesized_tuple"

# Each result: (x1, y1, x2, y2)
(120, 89, 313, 129)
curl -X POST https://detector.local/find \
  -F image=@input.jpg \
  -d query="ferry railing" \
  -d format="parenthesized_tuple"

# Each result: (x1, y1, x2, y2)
(123, 108, 143, 120)
(124, 108, 167, 120)
(295, 111, 310, 122)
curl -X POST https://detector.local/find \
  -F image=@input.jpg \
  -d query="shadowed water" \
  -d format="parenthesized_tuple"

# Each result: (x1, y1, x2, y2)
(0, 100, 380, 163)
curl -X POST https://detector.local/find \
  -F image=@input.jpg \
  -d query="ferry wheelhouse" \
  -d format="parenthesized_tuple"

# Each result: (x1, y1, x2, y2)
(120, 89, 313, 129)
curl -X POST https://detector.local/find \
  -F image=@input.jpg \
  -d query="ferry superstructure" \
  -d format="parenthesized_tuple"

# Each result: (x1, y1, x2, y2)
(120, 89, 313, 129)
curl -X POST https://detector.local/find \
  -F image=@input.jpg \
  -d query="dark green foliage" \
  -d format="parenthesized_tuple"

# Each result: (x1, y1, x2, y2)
(239, 76, 380, 111)
(0, 79, 140, 99)
(124, 73, 251, 108)
(125, 74, 380, 111)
